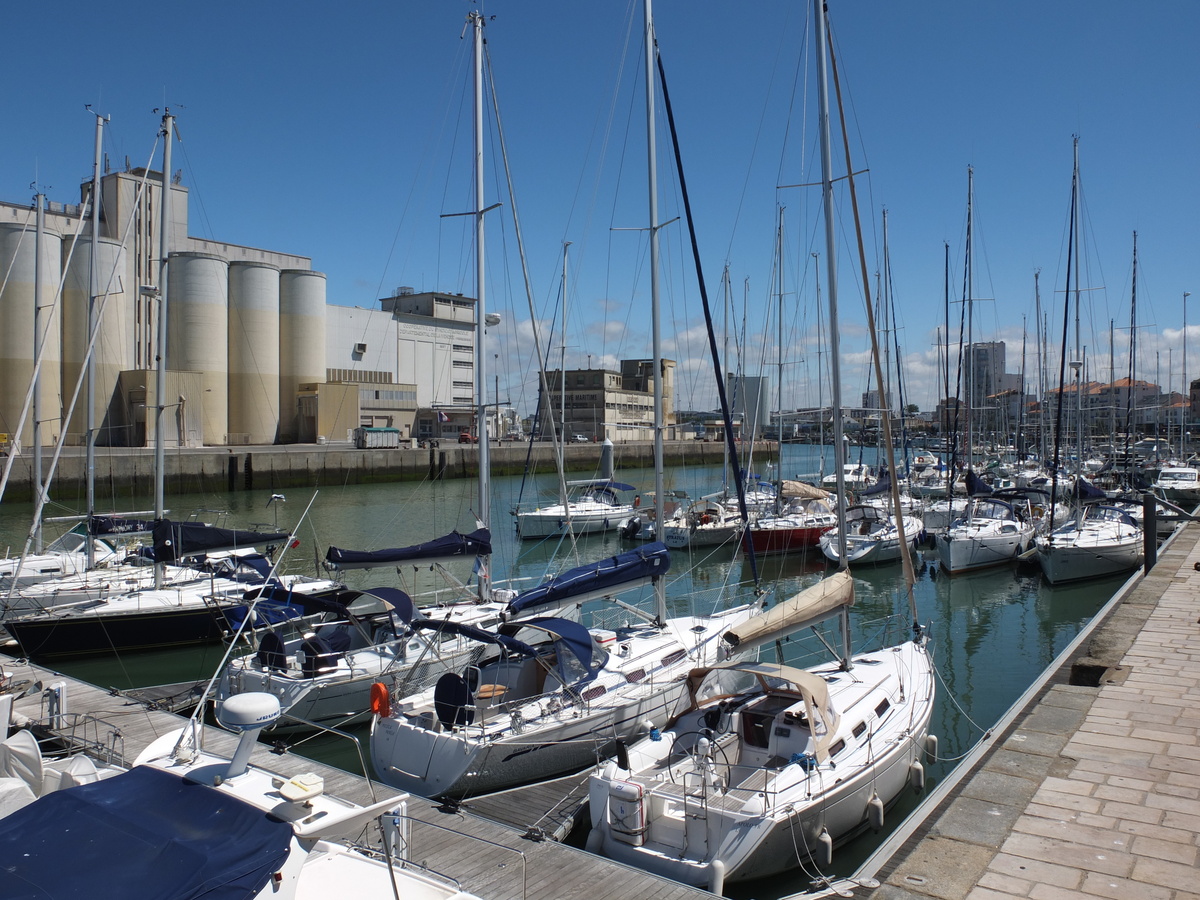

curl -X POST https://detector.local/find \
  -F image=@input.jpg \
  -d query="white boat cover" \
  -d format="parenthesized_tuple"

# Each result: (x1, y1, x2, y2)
(721, 571, 854, 650)
(780, 480, 830, 500)
(683, 661, 841, 763)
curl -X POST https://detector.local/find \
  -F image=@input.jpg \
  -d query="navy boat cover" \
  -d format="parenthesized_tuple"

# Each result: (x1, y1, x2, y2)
(153, 519, 290, 564)
(505, 542, 671, 617)
(0, 765, 292, 900)
(88, 514, 155, 536)
(325, 527, 492, 570)
(965, 471, 994, 496)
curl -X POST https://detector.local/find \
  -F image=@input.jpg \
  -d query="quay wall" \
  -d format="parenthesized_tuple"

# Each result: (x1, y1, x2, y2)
(1, 439, 776, 504)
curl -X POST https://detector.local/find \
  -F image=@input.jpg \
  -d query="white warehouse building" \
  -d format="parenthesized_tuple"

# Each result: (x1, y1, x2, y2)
(0, 167, 479, 449)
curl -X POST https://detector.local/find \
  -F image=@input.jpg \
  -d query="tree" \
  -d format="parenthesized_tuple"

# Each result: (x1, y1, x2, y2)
(905, 403, 920, 415)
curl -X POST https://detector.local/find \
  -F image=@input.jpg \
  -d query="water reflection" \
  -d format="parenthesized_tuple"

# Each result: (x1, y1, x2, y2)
(0, 446, 1126, 898)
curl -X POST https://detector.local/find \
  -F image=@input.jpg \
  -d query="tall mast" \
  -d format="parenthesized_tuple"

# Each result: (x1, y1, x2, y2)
(964, 166, 975, 475)
(1182, 291, 1190, 460)
(86, 112, 105, 565)
(32, 192, 45, 553)
(1071, 138, 1083, 462)
(557, 242, 571, 512)
(814, 0, 850, 666)
(943, 242, 950, 446)
(644, 0, 666, 623)
(776, 206, 784, 450)
(153, 111, 174, 590)
(882, 208, 892, 414)
(814, 252, 825, 477)
(470, 11, 491, 600)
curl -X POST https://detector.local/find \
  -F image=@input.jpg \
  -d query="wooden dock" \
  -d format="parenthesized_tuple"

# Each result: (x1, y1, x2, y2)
(0, 656, 713, 900)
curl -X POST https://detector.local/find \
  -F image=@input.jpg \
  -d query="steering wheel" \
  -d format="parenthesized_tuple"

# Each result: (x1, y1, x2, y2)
(667, 731, 733, 789)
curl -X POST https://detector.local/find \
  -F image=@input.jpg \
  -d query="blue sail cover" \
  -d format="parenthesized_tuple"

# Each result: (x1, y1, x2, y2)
(1074, 478, 1108, 502)
(153, 519, 290, 564)
(0, 765, 292, 900)
(966, 471, 994, 496)
(860, 473, 891, 497)
(325, 528, 492, 570)
(89, 514, 155, 536)
(505, 542, 672, 617)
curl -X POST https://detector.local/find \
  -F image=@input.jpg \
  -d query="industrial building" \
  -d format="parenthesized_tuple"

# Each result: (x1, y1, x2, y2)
(0, 167, 483, 451)
(538, 359, 677, 443)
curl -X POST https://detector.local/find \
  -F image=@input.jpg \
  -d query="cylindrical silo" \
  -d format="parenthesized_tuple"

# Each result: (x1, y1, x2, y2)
(227, 261, 280, 444)
(62, 236, 132, 446)
(167, 251, 228, 445)
(279, 269, 326, 443)
(0, 221, 62, 447)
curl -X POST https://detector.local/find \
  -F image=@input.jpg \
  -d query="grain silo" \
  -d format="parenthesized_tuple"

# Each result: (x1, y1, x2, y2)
(278, 269, 326, 443)
(0, 221, 62, 447)
(61, 236, 131, 446)
(167, 251, 228, 445)
(227, 260, 280, 444)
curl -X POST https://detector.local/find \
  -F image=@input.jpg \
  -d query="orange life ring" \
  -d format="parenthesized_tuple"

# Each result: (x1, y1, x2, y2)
(369, 682, 391, 718)
(700, 514, 712, 525)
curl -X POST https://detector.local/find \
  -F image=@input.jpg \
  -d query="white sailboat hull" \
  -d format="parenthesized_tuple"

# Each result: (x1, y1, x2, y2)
(588, 641, 935, 888)
(936, 519, 1033, 574)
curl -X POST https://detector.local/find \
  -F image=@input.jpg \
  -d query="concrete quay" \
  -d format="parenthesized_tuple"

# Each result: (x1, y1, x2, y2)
(0, 438, 776, 503)
(862, 522, 1200, 900)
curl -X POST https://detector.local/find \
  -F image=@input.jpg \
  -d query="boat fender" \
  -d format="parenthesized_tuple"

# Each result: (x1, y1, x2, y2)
(909, 759, 925, 793)
(816, 827, 834, 868)
(585, 822, 606, 854)
(707, 859, 726, 895)
(924, 734, 939, 765)
(633, 495, 641, 508)
(867, 793, 885, 832)
(369, 682, 391, 719)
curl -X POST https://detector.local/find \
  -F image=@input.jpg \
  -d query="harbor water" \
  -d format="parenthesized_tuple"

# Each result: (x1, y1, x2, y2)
(0, 443, 1127, 896)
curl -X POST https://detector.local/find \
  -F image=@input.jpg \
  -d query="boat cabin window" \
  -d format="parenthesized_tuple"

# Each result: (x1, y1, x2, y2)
(581, 684, 606, 702)
(828, 739, 846, 757)
(852, 721, 867, 738)
(875, 698, 891, 718)
(624, 668, 646, 684)
(661, 649, 686, 667)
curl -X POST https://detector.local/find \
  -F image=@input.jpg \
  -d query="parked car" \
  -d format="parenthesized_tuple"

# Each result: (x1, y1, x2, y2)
(458, 432, 478, 444)
(571, 434, 590, 443)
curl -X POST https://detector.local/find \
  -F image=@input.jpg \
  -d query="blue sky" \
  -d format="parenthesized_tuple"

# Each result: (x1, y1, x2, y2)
(4, 1, 1198, 418)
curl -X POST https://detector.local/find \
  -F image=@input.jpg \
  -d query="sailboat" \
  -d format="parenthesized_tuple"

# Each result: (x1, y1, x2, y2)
(369, 8, 763, 800)
(936, 170, 1034, 573)
(1035, 150, 1144, 584)
(586, 3, 935, 889)
(215, 537, 666, 730)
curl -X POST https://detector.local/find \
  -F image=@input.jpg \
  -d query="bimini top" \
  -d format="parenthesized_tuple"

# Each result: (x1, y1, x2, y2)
(325, 527, 492, 570)
(505, 542, 671, 617)
(501, 616, 607, 682)
(153, 519, 290, 564)
(0, 764, 292, 899)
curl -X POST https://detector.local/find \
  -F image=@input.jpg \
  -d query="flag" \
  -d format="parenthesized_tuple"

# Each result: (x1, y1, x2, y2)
(437, 410, 449, 423)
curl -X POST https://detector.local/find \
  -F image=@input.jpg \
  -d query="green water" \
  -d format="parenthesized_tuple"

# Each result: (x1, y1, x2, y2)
(0, 444, 1126, 896)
